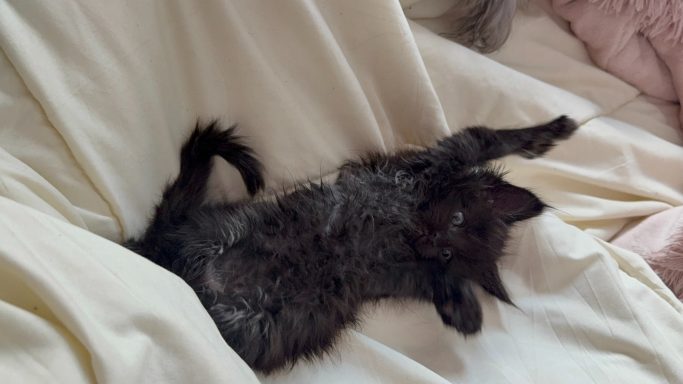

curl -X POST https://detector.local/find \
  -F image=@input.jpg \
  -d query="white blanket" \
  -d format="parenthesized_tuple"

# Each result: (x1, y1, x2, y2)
(1, 0, 682, 382)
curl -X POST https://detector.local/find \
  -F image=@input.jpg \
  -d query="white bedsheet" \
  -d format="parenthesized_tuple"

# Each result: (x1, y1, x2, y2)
(1, 0, 682, 382)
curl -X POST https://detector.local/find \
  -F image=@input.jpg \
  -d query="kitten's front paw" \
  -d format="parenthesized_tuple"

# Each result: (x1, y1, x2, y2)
(437, 299, 482, 335)
(434, 279, 482, 335)
(518, 115, 579, 159)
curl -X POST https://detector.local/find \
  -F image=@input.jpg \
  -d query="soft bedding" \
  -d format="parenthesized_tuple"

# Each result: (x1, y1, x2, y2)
(1, 0, 682, 383)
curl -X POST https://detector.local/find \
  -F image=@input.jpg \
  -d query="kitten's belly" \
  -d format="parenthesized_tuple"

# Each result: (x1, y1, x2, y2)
(198, 233, 369, 313)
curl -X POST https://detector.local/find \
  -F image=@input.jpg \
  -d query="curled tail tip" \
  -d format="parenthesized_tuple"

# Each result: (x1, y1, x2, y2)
(187, 119, 266, 196)
(247, 168, 266, 195)
(241, 156, 266, 195)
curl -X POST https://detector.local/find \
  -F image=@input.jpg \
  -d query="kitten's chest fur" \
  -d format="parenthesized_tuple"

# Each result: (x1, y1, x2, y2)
(177, 176, 420, 312)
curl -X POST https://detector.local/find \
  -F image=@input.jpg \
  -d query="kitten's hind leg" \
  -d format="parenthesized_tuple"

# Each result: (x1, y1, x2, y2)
(434, 115, 578, 165)
(211, 298, 351, 373)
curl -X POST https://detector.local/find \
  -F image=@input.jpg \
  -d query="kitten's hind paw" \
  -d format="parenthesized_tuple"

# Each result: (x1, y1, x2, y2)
(516, 115, 579, 159)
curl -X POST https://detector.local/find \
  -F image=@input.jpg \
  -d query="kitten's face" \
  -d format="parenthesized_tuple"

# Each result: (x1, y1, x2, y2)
(414, 171, 545, 304)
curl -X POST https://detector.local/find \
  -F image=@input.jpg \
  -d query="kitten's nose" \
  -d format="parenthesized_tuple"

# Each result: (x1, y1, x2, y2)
(431, 233, 441, 246)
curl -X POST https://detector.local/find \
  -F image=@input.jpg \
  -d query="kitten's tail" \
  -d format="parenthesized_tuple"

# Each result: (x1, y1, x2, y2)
(160, 120, 265, 216)
(125, 120, 264, 257)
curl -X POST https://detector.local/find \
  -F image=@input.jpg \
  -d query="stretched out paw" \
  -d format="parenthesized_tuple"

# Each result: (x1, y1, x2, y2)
(517, 115, 579, 159)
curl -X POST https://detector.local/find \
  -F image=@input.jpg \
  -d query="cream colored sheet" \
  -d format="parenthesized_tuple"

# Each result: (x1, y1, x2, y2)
(1, 0, 682, 383)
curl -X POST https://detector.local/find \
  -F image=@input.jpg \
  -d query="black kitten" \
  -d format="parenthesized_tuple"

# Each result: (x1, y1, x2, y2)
(125, 116, 578, 373)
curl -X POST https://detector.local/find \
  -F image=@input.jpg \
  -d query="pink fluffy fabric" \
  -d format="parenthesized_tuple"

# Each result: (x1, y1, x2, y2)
(648, 233, 683, 299)
(613, 207, 683, 300)
(553, 0, 683, 131)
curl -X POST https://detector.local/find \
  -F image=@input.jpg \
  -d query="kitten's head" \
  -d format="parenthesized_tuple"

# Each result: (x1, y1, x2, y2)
(414, 167, 545, 304)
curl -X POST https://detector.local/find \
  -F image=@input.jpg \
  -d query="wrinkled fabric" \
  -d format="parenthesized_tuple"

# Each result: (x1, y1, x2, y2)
(1, 0, 683, 382)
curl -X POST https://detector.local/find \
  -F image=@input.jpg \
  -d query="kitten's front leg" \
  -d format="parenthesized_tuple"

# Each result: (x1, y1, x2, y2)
(367, 262, 484, 335)
(433, 115, 578, 165)
(432, 276, 482, 335)
(338, 116, 577, 185)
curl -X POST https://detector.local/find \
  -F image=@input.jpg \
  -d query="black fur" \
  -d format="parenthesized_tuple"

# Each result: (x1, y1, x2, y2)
(125, 116, 578, 373)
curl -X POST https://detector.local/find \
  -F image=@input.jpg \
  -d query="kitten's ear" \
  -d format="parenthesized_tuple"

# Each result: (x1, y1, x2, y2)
(490, 182, 545, 223)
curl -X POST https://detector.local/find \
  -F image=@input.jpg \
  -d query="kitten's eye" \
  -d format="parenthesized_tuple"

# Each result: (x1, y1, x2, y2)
(451, 212, 465, 227)
(440, 249, 452, 261)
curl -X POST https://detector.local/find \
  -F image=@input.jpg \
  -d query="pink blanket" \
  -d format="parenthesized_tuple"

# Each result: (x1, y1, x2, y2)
(613, 207, 683, 300)
(553, 0, 683, 131)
